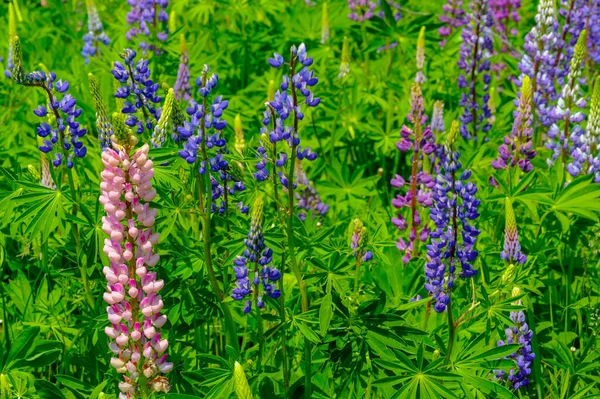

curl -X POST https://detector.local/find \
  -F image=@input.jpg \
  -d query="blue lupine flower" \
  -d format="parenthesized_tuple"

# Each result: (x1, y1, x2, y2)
(126, 0, 169, 55)
(82, 0, 111, 64)
(232, 198, 282, 313)
(425, 121, 480, 312)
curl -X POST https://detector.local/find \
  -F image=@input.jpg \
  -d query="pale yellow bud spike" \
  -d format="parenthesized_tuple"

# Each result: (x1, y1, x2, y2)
(179, 33, 188, 54)
(267, 80, 276, 102)
(233, 361, 253, 399)
(8, 3, 17, 37)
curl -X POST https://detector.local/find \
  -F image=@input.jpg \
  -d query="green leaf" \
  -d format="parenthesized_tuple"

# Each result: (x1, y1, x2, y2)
(3, 326, 39, 371)
(319, 293, 333, 336)
(34, 379, 67, 399)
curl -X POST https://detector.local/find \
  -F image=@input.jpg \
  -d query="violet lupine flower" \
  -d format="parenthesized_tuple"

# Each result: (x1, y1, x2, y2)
(588, 2, 600, 64)
(231, 198, 282, 314)
(177, 65, 245, 213)
(438, 0, 468, 48)
(112, 49, 162, 135)
(425, 121, 480, 312)
(259, 43, 320, 188)
(351, 219, 373, 262)
(391, 84, 436, 265)
(11, 39, 87, 168)
(174, 35, 191, 102)
(99, 142, 173, 397)
(559, 0, 587, 66)
(457, 0, 494, 141)
(492, 75, 536, 173)
(546, 31, 587, 173)
(82, 0, 110, 64)
(501, 198, 526, 264)
(348, 0, 377, 22)
(126, 0, 169, 54)
(518, 0, 561, 128)
(490, 0, 521, 40)
(377, 0, 402, 21)
(295, 160, 329, 221)
(494, 287, 535, 390)
(377, 41, 398, 53)
(431, 101, 445, 135)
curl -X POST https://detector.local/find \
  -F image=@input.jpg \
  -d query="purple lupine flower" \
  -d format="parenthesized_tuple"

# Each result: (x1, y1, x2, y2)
(126, 0, 169, 55)
(458, 0, 494, 141)
(546, 31, 587, 173)
(431, 101, 445, 135)
(377, 0, 402, 21)
(82, 0, 111, 64)
(586, 79, 600, 182)
(177, 65, 245, 213)
(588, 2, 600, 64)
(351, 219, 373, 263)
(391, 84, 436, 265)
(438, 0, 468, 48)
(492, 75, 536, 173)
(174, 35, 191, 101)
(231, 197, 281, 313)
(425, 121, 480, 312)
(348, 0, 377, 22)
(490, 0, 521, 44)
(295, 160, 328, 221)
(501, 198, 526, 264)
(100, 144, 173, 396)
(112, 49, 162, 134)
(559, 0, 587, 67)
(494, 288, 535, 390)
(518, 0, 561, 128)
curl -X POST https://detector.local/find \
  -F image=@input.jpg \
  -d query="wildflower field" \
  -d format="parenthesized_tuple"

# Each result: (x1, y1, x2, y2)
(1, 0, 600, 397)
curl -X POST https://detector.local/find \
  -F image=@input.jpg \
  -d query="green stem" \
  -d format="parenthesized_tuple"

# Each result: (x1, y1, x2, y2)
(287, 50, 312, 399)
(353, 256, 362, 298)
(445, 301, 456, 364)
(254, 284, 264, 371)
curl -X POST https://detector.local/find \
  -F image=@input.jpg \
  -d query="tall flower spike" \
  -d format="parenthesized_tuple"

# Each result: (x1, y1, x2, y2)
(82, 0, 111, 64)
(321, 2, 330, 44)
(100, 142, 173, 397)
(425, 120, 480, 312)
(439, 0, 468, 48)
(231, 198, 281, 313)
(431, 101, 445, 135)
(391, 84, 436, 264)
(174, 34, 191, 101)
(12, 37, 87, 168)
(546, 30, 588, 173)
(494, 287, 535, 390)
(233, 362, 253, 399)
(415, 26, 426, 84)
(492, 75, 536, 173)
(89, 73, 114, 151)
(501, 198, 526, 264)
(518, 0, 560, 128)
(339, 36, 351, 79)
(234, 114, 245, 154)
(458, 0, 494, 141)
(586, 79, 600, 182)
(126, 0, 169, 55)
(151, 88, 175, 148)
(4, 3, 17, 78)
(351, 219, 373, 262)
(588, 2, 600, 64)
(295, 159, 329, 221)
(490, 0, 521, 44)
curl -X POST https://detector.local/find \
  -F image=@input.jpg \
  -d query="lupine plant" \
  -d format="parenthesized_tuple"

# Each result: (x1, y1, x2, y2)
(2, 1, 600, 398)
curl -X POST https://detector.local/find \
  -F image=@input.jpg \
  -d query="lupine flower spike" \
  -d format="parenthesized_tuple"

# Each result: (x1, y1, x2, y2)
(492, 75, 536, 173)
(439, 0, 468, 48)
(174, 34, 191, 101)
(150, 89, 175, 148)
(415, 27, 426, 84)
(495, 287, 535, 390)
(490, 0, 521, 46)
(339, 36, 351, 79)
(586, 79, 600, 182)
(4, 3, 17, 78)
(126, 0, 169, 54)
(321, 2, 330, 44)
(295, 160, 328, 220)
(501, 198, 526, 264)
(231, 198, 282, 313)
(391, 84, 436, 264)
(11, 37, 87, 168)
(351, 219, 373, 263)
(546, 30, 588, 174)
(431, 101, 445, 135)
(458, 0, 494, 141)
(82, 0, 110, 64)
(234, 114, 245, 155)
(425, 121, 480, 312)
(89, 73, 114, 151)
(233, 361, 253, 399)
(100, 127, 172, 397)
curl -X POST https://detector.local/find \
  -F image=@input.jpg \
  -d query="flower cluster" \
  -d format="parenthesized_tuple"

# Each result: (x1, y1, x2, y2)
(177, 65, 245, 213)
(585, 79, 600, 182)
(490, 0, 521, 39)
(501, 198, 526, 264)
(495, 288, 535, 390)
(112, 49, 162, 135)
(518, 0, 560, 128)
(231, 198, 282, 314)
(295, 160, 329, 221)
(431, 101, 445, 135)
(588, 2, 600, 64)
(174, 35, 191, 102)
(89, 73, 114, 151)
(492, 75, 536, 173)
(458, 0, 494, 141)
(425, 121, 480, 312)
(350, 219, 373, 262)
(126, 0, 169, 54)
(559, 0, 587, 65)
(11, 37, 87, 168)
(439, 0, 468, 48)
(260, 43, 320, 187)
(99, 141, 173, 397)
(546, 30, 587, 174)
(82, 0, 110, 64)
(348, 0, 376, 22)
(391, 84, 435, 264)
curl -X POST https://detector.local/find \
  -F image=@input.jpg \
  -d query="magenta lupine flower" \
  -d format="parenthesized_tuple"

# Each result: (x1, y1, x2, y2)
(492, 75, 536, 173)
(391, 84, 436, 264)
(458, 0, 494, 141)
(438, 0, 468, 48)
(100, 143, 173, 397)
(490, 0, 521, 41)
(174, 35, 191, 101)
